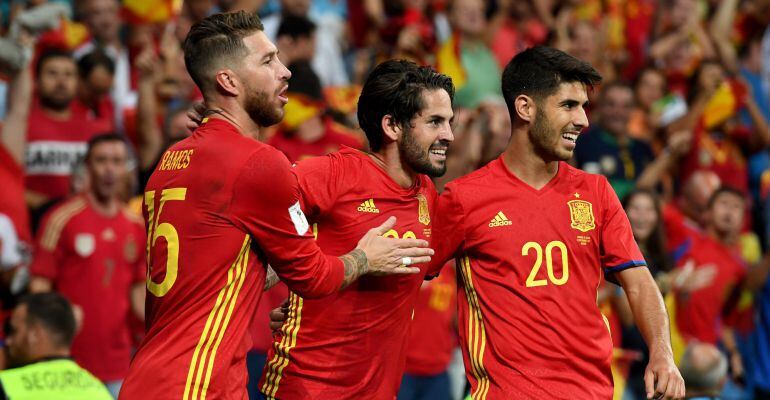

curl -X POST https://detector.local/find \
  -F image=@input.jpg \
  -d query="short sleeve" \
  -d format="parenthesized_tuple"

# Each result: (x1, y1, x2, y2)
(294, 153, 344, 220)
(598, 177, 647, 283)
(230, 148, 344, 298)
(425, 184, 467, 277)
(29, 210, 64, 281)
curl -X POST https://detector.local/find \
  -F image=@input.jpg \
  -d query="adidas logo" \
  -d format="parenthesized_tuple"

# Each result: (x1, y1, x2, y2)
(357, 199, 380, 213)
(489, 211, 513, 227)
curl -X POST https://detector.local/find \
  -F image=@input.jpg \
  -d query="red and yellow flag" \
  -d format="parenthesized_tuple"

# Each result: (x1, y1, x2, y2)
(281, 93, 324, 131)
(435, 32, 466, 90)
(123, 0, 183, 24)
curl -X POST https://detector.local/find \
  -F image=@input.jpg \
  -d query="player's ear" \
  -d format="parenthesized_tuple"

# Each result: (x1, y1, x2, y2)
(381, 114, 402, 143)
(214, 69, 240, 97)
(514, 94, 535, 123)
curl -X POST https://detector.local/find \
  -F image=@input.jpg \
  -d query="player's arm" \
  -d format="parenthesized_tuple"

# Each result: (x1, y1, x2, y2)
(232, 149, 431, 298)
(599, 177, 684, 400)
(616, 268, 684, 400)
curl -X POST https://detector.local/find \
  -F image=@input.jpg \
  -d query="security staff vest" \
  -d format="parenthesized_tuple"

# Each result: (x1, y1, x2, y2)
(0, 358, 112, 400)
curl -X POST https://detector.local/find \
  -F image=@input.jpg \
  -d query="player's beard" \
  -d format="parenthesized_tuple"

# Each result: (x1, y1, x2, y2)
(243, 83, 283, 127)
(530, 107, 567, 162)
(400, 125, 448, 177)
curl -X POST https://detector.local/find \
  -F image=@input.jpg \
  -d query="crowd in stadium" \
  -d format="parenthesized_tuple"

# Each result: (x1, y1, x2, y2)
(0, 0, 769, 399)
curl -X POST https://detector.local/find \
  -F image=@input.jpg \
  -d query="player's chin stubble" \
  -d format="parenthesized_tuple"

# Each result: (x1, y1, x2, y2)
(530, 108, 569, 161)
(400, 129, 447, 178)
(244, 87, 283, 127)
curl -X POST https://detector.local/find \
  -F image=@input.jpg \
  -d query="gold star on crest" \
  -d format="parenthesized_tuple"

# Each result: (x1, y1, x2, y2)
(574, 193, 581, 198)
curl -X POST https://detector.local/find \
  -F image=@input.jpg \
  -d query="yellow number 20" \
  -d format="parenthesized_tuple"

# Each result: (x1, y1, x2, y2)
(144, 188, 187, 297)
(522, 241, 569, 287)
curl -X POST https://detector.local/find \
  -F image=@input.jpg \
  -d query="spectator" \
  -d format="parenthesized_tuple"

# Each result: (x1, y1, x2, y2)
(23, 49, 111, 218)
(573, 81, 654, 198)
(28, 134, 146, 398)
(629, 67, 667, 144)
(262, 0, 349, 86)
(673, 187, 747, 347)
(75, 49, 115, 133)
(74, 0, 133, 131)
(679, 342, 728, 399)
(670, 60, 770, 196)
(489, 0, 548, 70)
(267, 61, 363, 163)
(438, 0, 502, 108)
(0, 293, 112, 399)
(275, 15, 316, 68)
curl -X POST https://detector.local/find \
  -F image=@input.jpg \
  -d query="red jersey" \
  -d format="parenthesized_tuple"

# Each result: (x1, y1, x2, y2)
(0, 143, 31, 246)
(267, 119, 364, 163)
(431, 159, 646, 399)
(674, 234, 747, 344)
(404, 262, 457, 376)
(662, 203, 702, 259)
(25, 101, 110, 201)
(30, 195, 146, 381)
(250, 283, 289, 353)
(259, 147, 437, 400)
(120, 118, 344, 400)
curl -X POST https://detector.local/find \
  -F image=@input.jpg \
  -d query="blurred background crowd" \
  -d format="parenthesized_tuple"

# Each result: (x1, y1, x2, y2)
(0, 0, 769, 399)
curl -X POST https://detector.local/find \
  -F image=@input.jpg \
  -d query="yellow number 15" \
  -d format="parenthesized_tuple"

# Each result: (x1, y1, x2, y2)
(144, 188, 187, 297)
(522, 241, 569, 287)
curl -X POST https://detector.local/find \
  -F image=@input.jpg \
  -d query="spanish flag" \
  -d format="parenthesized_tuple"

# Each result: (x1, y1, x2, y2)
(702, 78, 748, 130)
(281, 93, 325, 131)
(323, 85, 361, 115)
(435, 32, 466, 90)
(123, 0, 183, 24)
(37, 17, 90, 50)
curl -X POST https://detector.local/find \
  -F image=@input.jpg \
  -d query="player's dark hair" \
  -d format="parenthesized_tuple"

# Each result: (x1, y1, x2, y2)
(85, 133, 127, 162)
(501, 46, 602, 117)
(277, 15, 316, 40)
(77, 48, 116, 79)
(18, 293, 76, 348)
(707, 186, 745, 209)
(622, 189, 672, 274)
(183, 11, 264, 94)
(357, 59, 454, 152)
(35, 48, 75, 79)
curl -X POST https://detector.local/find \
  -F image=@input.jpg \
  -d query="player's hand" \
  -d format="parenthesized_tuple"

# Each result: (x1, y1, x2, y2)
(186, 102, 206, 132)
(644, 352, 685, 400)
(356, 216, 433, 276)
(269, 299, 289, 333)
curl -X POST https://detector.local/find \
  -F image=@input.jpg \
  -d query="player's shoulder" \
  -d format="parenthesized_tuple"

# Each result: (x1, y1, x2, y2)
(295, 146, 363, 172)
(443, 158, 504, 205)
(562, 163, 610, 192)
(41, 196, 89, 227)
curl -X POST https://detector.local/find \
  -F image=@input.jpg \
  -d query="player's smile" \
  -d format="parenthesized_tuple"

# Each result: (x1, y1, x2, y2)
(429, 143, 448, 162)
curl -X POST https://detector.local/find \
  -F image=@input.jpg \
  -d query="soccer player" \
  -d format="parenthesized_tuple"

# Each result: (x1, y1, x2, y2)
(29, 134, 146, 397)
(430, 47, 685, 399)
(119, 12, 432, 400)
(259, 60, 454, 399)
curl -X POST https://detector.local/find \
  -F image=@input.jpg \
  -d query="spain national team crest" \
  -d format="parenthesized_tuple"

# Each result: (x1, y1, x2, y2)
(74, 233, 95, 257)
(417, 194, 430, 226)
(568, 199, 596, 232)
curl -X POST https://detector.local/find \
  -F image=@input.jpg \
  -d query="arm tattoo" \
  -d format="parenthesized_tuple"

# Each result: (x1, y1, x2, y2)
(264, 265, 280, 291)
(339, 249, 369, 289)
